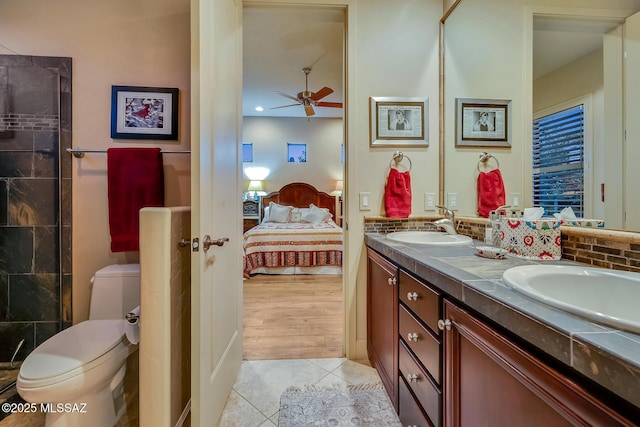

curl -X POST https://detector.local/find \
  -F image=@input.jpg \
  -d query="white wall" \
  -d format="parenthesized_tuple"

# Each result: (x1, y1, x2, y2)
(242, 117, 343, 194)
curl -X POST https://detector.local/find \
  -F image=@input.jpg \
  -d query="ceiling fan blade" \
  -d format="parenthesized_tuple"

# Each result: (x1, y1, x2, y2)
(270, 103, 301, 110)
(304, 104, 316, 116)
(310, 87, 333, 101)
(274, 91, 300, 103)
(316, 101, 343, 108)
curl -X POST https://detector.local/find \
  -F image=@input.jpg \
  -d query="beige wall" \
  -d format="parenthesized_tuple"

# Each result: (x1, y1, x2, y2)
(443, 0, 640, 221)
(2, 0, 443, 360)
(242, 117, 343, 194)
(534, 48, 605, 220)
(0, 0, 191, 323)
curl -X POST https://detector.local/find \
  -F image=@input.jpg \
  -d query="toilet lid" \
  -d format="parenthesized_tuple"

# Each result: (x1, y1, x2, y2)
(20, 319, 127, 381)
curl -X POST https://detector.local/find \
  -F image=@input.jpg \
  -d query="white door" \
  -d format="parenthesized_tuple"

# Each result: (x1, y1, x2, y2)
(625, 10, 640, 230)
(191, 0, 243, 425)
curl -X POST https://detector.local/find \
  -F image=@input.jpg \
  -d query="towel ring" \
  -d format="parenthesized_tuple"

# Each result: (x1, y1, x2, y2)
(477, 152, 499, 172)
(389, 150, 412, 172)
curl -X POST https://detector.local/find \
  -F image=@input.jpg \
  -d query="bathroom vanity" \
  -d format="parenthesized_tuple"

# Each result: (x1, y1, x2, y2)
(366, 233, 640, 426)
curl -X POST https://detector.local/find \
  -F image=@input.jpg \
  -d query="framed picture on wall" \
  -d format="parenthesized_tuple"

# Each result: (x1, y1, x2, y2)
(110, 85, 179, 140)
(455, 98, 511, 147)
(369, 96, 428, 147)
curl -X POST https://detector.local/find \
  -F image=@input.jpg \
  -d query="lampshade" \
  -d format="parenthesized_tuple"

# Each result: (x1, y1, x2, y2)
(332, 180, 343, 196)
(247, 180, 263, 192)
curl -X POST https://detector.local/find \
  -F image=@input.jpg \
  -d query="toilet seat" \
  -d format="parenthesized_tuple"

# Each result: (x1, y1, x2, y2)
(18, 319, 130, 389)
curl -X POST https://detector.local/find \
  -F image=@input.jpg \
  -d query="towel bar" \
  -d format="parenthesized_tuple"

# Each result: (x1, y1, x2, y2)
(66, 147, 191, 158)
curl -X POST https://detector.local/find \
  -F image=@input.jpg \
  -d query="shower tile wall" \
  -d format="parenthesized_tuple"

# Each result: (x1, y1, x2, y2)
(0, 55, 72, 362)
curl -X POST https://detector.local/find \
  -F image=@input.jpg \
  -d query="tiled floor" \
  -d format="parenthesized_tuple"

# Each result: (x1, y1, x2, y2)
(219, 358, 381, 426)
(1, 358, 378, 427)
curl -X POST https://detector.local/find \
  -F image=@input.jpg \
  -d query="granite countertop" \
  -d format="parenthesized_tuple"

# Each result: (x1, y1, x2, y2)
(365, 232, 640, 410)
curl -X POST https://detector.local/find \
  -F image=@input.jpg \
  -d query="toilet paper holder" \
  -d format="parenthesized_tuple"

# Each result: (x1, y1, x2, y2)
(125, 312, 139, 324)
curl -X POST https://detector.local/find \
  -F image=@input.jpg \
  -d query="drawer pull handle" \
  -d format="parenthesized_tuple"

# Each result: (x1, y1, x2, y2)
(406, 373, 419, 383)
(407, 332, 418, 342)
(406, 292, 418, 301)
(387, 277, 397, 286)
(438, 319, 452, 331)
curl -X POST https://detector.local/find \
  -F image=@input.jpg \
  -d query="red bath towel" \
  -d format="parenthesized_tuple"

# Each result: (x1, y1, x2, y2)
(107, 148, 164, 252)
(385, 168, 412, 218)
(477, 169, 505, 218)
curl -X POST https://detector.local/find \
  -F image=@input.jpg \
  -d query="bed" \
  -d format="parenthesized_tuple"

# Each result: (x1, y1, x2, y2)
(243, 182, 343, 276)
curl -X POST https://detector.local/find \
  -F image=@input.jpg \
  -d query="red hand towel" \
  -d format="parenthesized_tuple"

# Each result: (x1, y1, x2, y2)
(477, 169, 506, 218)
(107, 148, 164, 252)
(385, 168, 412, 218)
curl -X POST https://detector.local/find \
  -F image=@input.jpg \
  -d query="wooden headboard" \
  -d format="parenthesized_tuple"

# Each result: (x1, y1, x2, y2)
(261, 182, 336, 219)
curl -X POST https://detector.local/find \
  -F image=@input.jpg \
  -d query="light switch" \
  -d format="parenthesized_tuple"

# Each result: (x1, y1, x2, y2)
(359, 192, 371, 211)
(511, 193, 521, 209)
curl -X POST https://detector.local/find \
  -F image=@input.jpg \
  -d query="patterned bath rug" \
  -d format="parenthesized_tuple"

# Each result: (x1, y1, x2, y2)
(278, 382, 402, 426)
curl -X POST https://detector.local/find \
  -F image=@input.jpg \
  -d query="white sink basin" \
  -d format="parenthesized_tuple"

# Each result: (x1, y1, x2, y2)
(502, 265, 640, 333)
(386, 231, 472, 246)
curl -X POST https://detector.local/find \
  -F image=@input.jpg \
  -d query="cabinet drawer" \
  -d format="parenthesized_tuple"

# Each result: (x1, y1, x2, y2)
(399, 270, 441, 335)
(399, 375, 433, 427)
(399, 304, 441, 385)
(399, 341, 441, 427)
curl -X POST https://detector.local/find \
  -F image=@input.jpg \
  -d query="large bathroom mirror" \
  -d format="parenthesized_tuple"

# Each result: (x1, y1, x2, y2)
(442, 0, 640, 231)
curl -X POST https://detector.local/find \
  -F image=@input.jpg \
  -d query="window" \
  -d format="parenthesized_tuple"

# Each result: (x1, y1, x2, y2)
(242, 143, 253, 162)
(287, 143, 306, 163)
(532, 104, 584, 217)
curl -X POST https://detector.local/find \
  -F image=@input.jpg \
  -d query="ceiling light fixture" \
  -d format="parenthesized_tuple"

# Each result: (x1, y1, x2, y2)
(255, 106, 264, 112)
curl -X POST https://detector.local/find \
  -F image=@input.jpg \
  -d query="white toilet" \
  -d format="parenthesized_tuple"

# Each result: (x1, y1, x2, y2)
(17, 264, 141, 427)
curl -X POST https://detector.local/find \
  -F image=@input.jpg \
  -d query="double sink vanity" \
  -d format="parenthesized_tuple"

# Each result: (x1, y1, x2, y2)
(365, 230, 640, 426)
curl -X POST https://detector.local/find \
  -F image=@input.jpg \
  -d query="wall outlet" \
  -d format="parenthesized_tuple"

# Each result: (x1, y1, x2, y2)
(359, 192, 371, 211)
(447, 193, 459, 210)
(424, 192, 436, 211)
(511, 192, 521, 209)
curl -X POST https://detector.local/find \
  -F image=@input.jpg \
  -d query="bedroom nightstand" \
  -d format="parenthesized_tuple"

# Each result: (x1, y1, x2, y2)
(243, 199, 260, 232)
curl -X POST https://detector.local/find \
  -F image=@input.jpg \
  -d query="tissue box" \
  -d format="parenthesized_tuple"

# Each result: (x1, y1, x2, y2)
(500, 218, 561, 260)
(561, 219, 605, 228)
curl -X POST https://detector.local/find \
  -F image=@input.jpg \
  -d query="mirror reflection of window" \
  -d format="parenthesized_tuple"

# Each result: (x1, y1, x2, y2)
(533, 104, 585, 217)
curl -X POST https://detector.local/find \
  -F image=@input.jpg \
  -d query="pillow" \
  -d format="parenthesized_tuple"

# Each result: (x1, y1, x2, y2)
(263, 206, 270, 222)
(265, 202, 292, 223)
(302, 204, 332, 224)
(290, 208, 302, 222)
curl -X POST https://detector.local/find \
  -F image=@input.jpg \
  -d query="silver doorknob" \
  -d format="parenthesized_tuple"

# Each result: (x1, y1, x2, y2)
(407, 292, 418, 301)
(407, 332, 418, 342)
(202, 235, 229, 252)
(406, 373, 418, 383)
(387, 277, 397, 286)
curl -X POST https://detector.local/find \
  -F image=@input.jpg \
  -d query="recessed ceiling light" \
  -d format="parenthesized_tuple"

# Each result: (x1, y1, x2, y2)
(255, 106, 264, 112)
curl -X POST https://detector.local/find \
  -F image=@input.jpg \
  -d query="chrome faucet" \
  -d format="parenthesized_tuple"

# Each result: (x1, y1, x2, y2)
(435, 205, 457, 235)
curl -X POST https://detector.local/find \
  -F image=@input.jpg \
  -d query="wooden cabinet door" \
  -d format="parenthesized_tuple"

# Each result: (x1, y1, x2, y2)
(443, 301, 634, 427)
(367, 248, 398, 410)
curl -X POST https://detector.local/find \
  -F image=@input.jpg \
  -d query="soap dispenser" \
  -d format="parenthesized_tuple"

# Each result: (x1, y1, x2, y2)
(487, 205, 510, 248)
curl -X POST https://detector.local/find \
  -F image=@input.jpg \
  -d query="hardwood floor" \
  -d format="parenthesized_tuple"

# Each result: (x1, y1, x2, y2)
(242, 274, 344, 360)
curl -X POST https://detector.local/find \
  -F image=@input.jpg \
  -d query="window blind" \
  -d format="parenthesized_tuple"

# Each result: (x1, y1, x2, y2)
(532, 105, 584, 217)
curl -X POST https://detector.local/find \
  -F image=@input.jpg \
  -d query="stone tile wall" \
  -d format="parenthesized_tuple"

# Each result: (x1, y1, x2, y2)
(0, 55, 72, 362)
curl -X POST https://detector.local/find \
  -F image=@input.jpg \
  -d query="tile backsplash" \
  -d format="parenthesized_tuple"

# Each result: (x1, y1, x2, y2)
(364, 216, 640, 273)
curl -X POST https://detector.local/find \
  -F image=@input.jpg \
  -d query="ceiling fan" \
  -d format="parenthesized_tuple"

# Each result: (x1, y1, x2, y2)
(271, 67, 343, 116)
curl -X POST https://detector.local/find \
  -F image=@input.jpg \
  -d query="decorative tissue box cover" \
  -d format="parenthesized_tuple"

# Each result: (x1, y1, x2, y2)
(500, 218, 561, 260)
(561, 219, 605, 228)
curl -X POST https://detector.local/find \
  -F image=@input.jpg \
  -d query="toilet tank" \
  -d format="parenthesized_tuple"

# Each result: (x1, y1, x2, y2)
(89, 264, 141, 320)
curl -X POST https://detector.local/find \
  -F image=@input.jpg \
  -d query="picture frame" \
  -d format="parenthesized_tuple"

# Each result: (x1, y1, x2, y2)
(455, 98, 511, 147)
(369, 96, 428, 147)
(110, 85, 179, 140)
